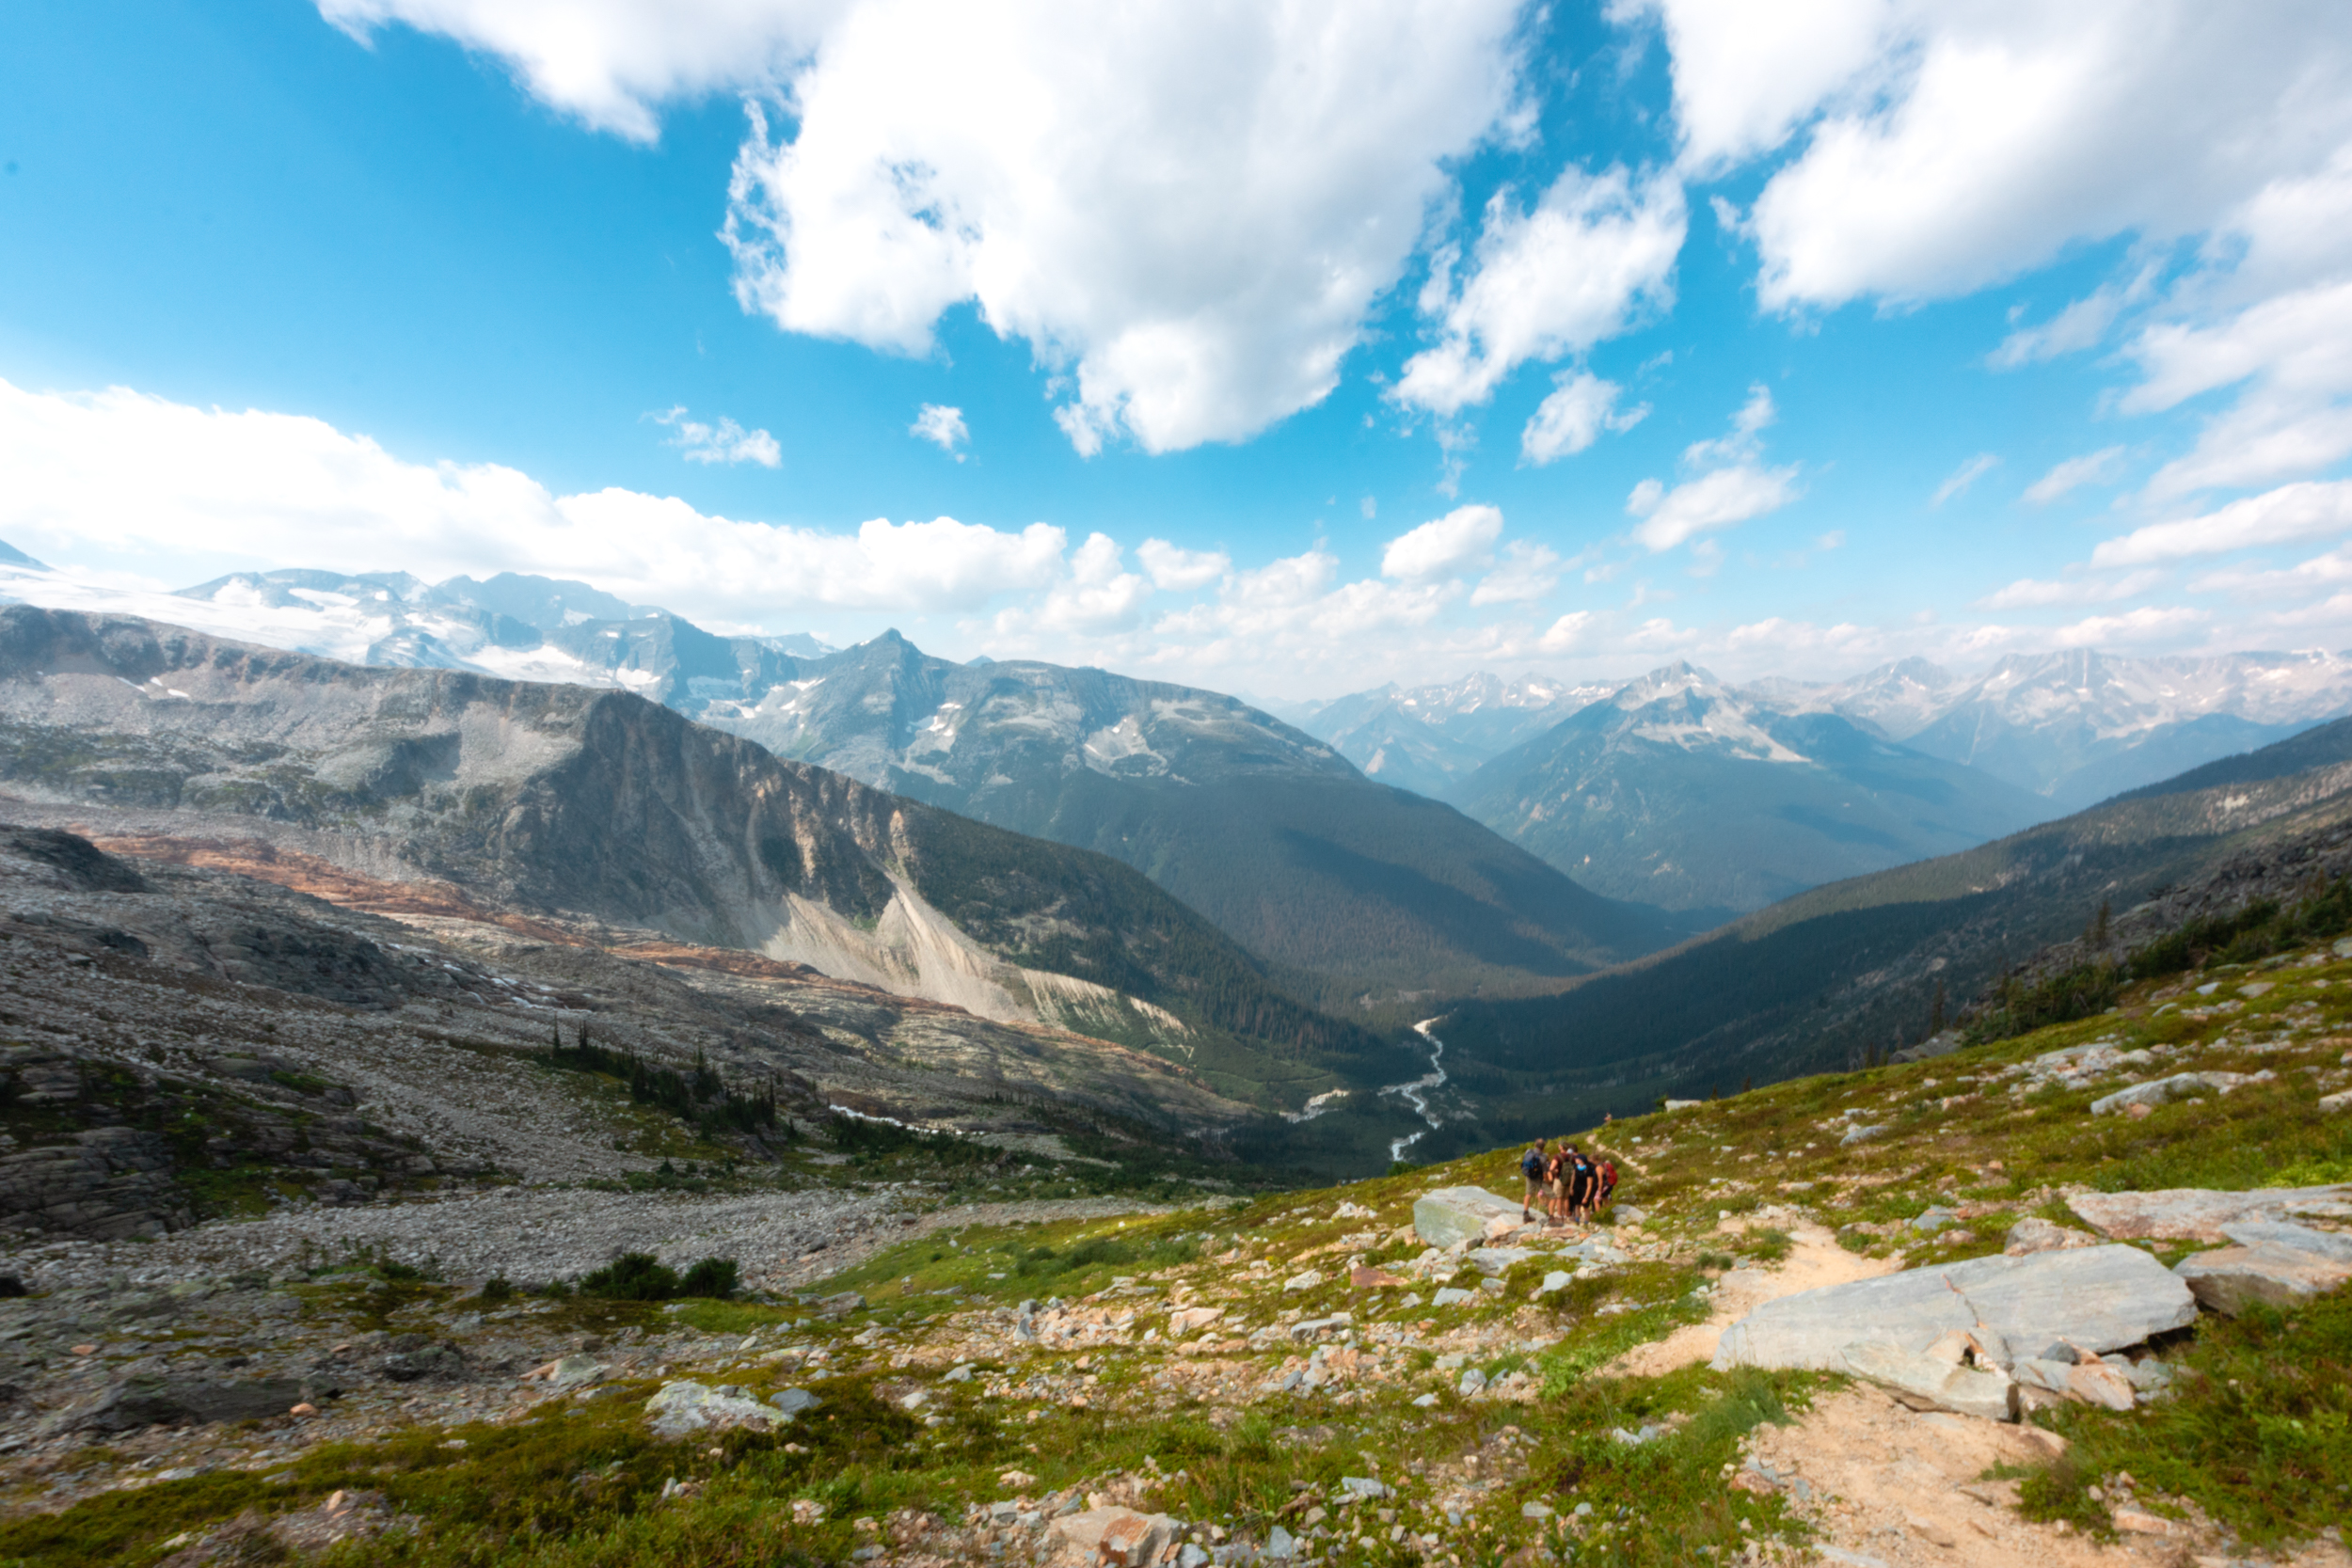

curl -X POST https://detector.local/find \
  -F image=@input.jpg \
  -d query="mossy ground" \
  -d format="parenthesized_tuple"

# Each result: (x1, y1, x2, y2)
(6, 943, 2349, 1564)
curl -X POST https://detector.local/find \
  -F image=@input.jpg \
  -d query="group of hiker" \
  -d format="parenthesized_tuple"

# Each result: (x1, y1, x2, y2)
(1519, 1139, 1615, 1225)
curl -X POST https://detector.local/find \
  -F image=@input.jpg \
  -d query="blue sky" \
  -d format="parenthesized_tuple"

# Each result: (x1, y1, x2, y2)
(4, 1, 2351, 696)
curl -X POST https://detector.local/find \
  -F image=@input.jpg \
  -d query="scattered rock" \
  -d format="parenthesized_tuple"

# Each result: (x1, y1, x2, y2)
(1047, 1508, 1176, 1568)
(2221, 1219, 2352, 1262)
(2011, 1357, 2135, 1411)
(1838, 1123, 1887, 1147)
(1465, 1246, 1534, 1276)
(1169, 1306, 1224, 1334)
(1280, 1270, 1323, 1292)
(770, 1387, 821, 1416)
(1430, 1287, 1475, 1307)
(2003, 1217, 2100, 1256)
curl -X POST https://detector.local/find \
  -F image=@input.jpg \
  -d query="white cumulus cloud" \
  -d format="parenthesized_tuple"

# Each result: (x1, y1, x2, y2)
(1136, 539, 1230, 593)
(318, 0, 844, 142)
(1520, 372, 1648, 466)
(1381, 505, 1504, 582)
(1392, 167, 1685, 419)
(910, 403, 968, 458)
(718, 0, 1527, 454)
(651, 405, 782, 467)
(1625, 386, 1800, 551)
(0, 377, 1059, 621)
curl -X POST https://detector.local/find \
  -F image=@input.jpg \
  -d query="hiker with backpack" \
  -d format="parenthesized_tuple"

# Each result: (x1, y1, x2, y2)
(1519, 1141, 1547, 1224)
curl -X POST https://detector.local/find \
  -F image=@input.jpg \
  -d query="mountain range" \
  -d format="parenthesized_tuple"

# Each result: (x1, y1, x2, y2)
(0, 559, 1690, 1009)
(1307, 649, 2352, 818)
(8, 549, 2351, 1025)
(1448, 661, 2052, 916)
(0, 605, 1417, 1112)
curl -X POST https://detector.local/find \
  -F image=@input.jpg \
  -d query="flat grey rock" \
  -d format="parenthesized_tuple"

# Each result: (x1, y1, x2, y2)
(2070, 1185, 2352, 1243)
(1712, 1244, 2196, 1373)
(2174, 1242, 2352, 1316)
(2219, 1220, 2352, 1262)
(2090, 1072, 2268, 1116)
(1413, 1187, 1521, 1248)
(644, 1379, 779, 1438)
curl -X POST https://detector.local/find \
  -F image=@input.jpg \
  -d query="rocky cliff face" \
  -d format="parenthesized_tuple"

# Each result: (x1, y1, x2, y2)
(0, 608, 1403, 1101)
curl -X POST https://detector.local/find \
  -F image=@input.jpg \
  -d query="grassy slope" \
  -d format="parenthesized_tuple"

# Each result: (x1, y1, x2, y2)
(1435, 752, 2352, 1136)
(7, 942, 2347, 1566)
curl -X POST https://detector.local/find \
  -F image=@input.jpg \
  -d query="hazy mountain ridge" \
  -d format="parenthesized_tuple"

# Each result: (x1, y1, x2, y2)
(1430, 716, 2352, 1147)
(1450, 661, 2052, 915)
(1308, 648, 2352, 814)
(1295, 672, 1617, 796)
(1781, 648, 2352, 808)
(0, 606, 1412, 1109)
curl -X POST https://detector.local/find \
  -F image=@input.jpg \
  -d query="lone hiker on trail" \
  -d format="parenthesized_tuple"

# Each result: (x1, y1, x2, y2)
(1520, 1141, 1547, 1224)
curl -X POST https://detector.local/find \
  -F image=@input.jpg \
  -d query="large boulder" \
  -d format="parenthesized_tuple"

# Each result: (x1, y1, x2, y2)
(2068, 1185, 2351, 1243)
(1413, 1187, 1523, 1248)
(1712, 1244, 2196, 1374)
(2175, 1240, 2352, 1316)
(53, 1375, 310, 1433)
(644, 1380, 779, 1438)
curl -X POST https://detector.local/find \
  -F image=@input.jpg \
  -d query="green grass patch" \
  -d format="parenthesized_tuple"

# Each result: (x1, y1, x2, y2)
(2025, 1285, 2352, 1550)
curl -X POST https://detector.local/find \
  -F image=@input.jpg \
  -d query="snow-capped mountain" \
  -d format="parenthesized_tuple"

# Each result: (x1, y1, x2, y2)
(1451, 661, 2052, 915)
(0, 562, 832, 699)
(1297, 671, 1619, 796)
(0, 553, 1680, 1001)
(1779, 650, 2352, 809)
